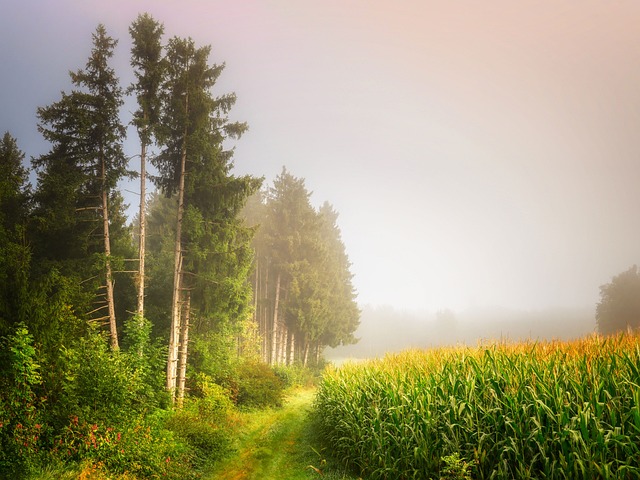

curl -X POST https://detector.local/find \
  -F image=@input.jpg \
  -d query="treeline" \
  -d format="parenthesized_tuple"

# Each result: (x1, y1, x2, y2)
(244, 169, 360, 366)
(0, 13, 358, 477)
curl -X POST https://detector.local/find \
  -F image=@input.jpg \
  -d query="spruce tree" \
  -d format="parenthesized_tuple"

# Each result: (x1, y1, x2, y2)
(154, 36, 257, 403)
(35, 24, 127, 349)
(129, 13, 165, 321)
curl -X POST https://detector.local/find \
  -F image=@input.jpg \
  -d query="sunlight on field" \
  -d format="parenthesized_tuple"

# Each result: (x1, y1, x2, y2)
(315, 333, 640, 479)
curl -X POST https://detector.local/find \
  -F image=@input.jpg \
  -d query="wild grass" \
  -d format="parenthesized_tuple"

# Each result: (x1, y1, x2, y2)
(314, 333, 640, 479)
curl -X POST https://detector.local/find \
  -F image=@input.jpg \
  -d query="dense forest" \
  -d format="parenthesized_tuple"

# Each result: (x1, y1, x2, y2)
(0, 14, 358, 477)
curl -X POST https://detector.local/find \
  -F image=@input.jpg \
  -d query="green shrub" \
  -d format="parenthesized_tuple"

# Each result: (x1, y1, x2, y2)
(164, 410, 233, 469)
(235, 361, 285, 408)
(273, 363, 318, 388)
(163, 374, 236, 470)
(189, 372, 235, 417)
(0, 323, 45, 476)
(52, 413, 191, 478)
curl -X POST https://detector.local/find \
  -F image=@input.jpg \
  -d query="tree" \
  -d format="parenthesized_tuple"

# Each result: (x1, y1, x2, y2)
(154, 36, 256, 404)
(247, 169, 359, 366)
(0, 133, 30, 334)
(596, 265, 640, 335)
(36, 25, 127, 350)
(129, 13, 165, 321)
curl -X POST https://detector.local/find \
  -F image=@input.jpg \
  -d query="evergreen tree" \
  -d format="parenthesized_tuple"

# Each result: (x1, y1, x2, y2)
(35, 24, 128, 349)
(248, 169, 359, 366)
(0, 133, 30, 334)
(154, 36, 257, 404)
(129, 13, 165, 320)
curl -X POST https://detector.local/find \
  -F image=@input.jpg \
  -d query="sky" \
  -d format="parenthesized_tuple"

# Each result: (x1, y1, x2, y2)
(2, 0, 640, 314)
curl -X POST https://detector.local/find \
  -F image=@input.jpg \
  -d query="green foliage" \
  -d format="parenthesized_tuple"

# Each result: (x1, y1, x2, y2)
(315, 336, 640, 479)
(248, 169, 359, 366)
(0, 324, 45, 475)
(53, 414, 189, 478)
(440, 453, 474, 480)
(57, 328, 140, 426)
(122, 314, 170, 409)
(235, 361, 285, 408)
(273, 363, 319, 388)
(596, 264, 640, 335)
(164, 377, 235, 470)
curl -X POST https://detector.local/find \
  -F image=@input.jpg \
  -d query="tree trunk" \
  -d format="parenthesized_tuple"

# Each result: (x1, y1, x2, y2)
(278, 324, 286, 365)
(136, 136, 147, 319)
(167, 97, 188, 403)
(303, 340, 309, 367)
(288, 330, 295, 365)
(271, 271, 281, 365)
(176, 291, 191, 408)
(262, 263, 269, 363)
(101, 155, 118, 350)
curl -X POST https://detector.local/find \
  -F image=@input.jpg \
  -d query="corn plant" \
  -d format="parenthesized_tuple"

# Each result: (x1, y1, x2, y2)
(313, 334, 640, 479)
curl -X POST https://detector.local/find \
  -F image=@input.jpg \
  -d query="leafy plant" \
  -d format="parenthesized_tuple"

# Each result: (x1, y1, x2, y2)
(440, 453, 473, 480)
(315, 334, 640, 479)
(0, 323, 45, 475)
(235, 361, 285, 408)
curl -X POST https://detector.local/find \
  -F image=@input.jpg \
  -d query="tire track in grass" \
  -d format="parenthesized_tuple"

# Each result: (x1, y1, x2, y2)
(207, 388, 357, 480)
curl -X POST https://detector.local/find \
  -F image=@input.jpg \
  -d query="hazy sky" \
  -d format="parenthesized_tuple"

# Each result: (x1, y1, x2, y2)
(2, 1, 640, 313)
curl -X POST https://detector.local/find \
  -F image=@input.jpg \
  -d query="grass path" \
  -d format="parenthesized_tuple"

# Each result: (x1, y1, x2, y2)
(205, 388, 358, 480)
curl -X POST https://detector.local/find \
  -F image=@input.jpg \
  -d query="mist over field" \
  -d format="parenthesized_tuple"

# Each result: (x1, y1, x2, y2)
(327, 304, 596, 361)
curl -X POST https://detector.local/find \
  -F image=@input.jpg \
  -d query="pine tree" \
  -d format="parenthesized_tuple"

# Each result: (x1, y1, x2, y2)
(35, 25, 127, 349)
(129, 13, 165, 321)
(154, 36, 257, 403)
(247, 171, 360, 365)
(0, 133, 31, 334)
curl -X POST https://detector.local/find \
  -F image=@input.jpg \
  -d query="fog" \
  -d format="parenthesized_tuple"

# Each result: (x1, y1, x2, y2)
(327, 304, 596, 361)
(2, 1, 639, 341)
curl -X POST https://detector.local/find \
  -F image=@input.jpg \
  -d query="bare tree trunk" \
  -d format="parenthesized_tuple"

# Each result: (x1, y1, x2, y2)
(262, 264, 269, 363)
(176, 291, 191, 408)
(167, 101, 188, 403)
(136, 137, 147, 319)
(303, 340, 309, 367)
(315, 341, 321, 365)
(278, 324, 287, 365)
(271, 271, 281, 365)
(288, 330, 295, 365)
(101, 155, 118, 350)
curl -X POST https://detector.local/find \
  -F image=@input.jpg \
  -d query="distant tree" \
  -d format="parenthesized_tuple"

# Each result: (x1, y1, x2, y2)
(596, 265, 640, 335)
(247, 170, 359, 366)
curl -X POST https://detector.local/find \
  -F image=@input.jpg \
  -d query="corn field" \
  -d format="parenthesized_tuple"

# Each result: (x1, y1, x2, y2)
(313, 334, 640, 479)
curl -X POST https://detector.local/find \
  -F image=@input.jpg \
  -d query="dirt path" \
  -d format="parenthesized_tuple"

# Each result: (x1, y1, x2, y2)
(206, 388, 327, 480)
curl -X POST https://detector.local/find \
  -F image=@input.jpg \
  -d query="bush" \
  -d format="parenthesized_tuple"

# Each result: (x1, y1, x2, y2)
(273, 363, 318, 388)
(234, 361, 285, 408)
(0, 323, 45, 476)
(52, 413, 191, 479)
(163, 374, 236, 470)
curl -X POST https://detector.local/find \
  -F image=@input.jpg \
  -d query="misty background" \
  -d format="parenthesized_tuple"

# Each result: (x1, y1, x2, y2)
(2, 1, 639, 356)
